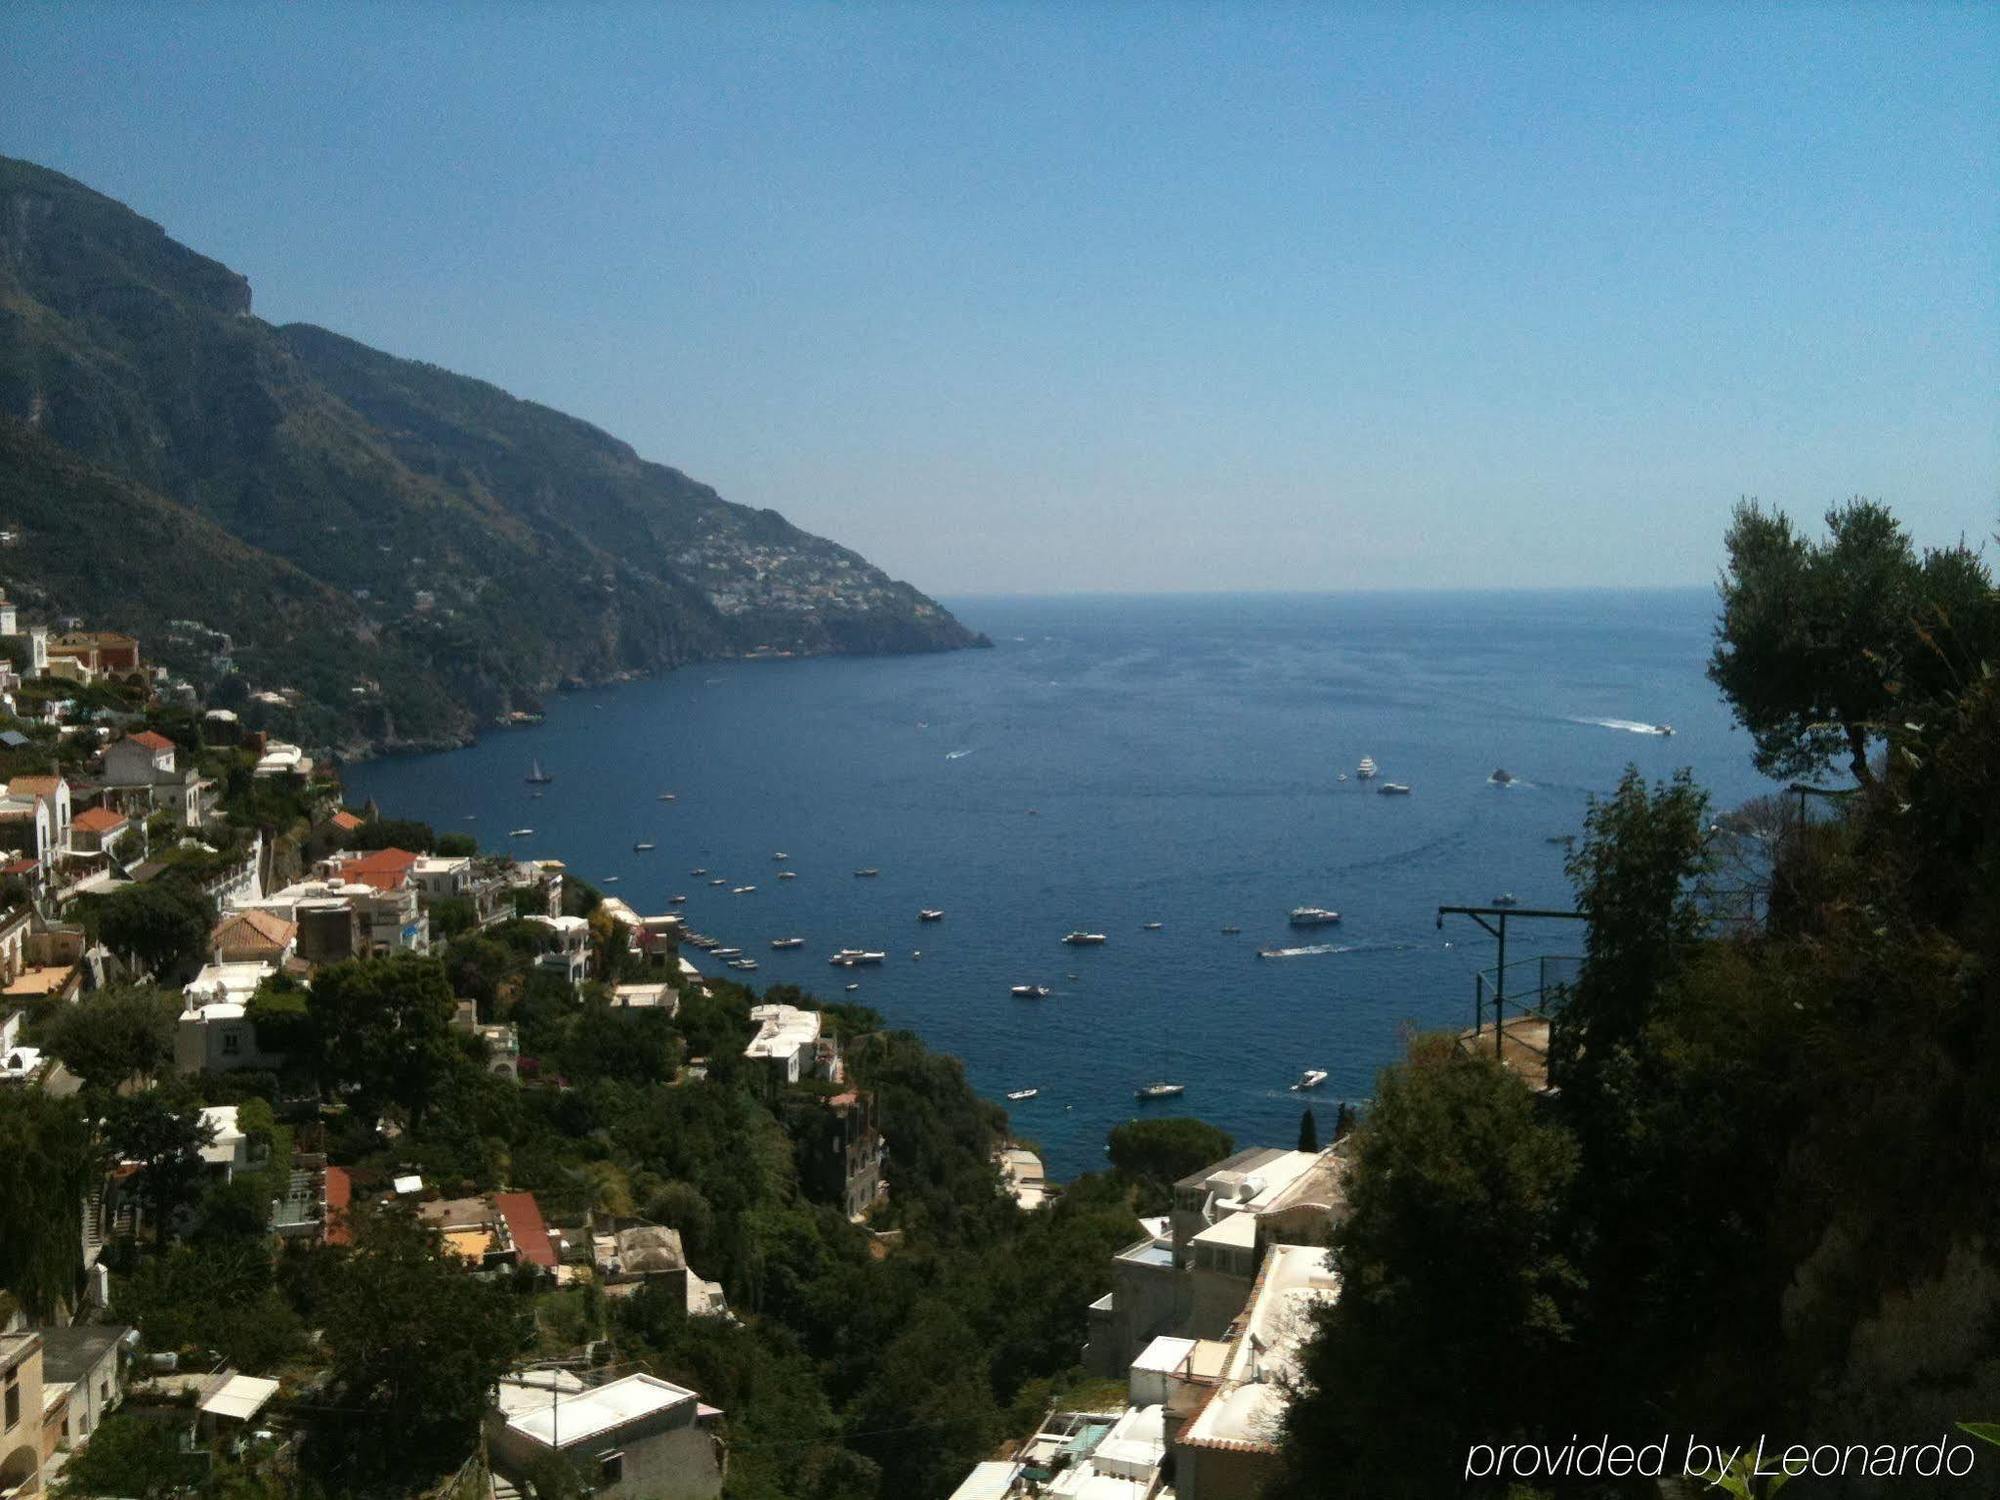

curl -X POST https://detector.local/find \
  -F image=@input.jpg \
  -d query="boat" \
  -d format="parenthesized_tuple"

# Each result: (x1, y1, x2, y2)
(1143, 921, 1163, 931)
(685, 933, 718, 949)
(854, 868, 880, 878)
(525, 758, 553, 785)
(1010, 984, 1051, 998)
(1356, 756, 1379, 780)
(1220, 925, 1241, 935)
(1490, 768, 1515, 785)
(1336, 772, 1348, 782)
(1062, 931, 1108, 946)
(778, 871, 797, 880)
(1292, 1068, 1329, 1091)
(829, 949, 887, 967)
(1136, 1082, 1186, 1101)
(657, 792, 677, 801)
(845, 982, 860, 992)
(1656, 724, 1675, 737)
(690, 868, 707, 877)
(633, 841, 656, 852)
(531, 791, 543, 799)
(1378, 782, 1412, 796)
(509, 828, 534, 838)
(727, 957, 759, 972)
(771, 937, 806, 950)
(732, 885, 756, 895)
(918, 909, 945, 922)
(669, 894, 688, 905)
(1289, 907, 1341, 927)
(1493, 893, 1520, 907)
(773, 852, 789, 861)
(711, 947, 743, 959)
(708, 878, 728, 887)
(1006, 1088, 1040, 1102)
(603, 876, 620, 884)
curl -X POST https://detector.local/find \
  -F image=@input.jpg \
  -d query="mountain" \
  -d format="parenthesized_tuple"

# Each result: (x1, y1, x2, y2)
(0, 155, 982, 753)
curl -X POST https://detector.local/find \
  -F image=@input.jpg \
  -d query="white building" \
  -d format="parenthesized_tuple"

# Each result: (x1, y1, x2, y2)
(743, 1003, 840, 1089)
(176, 962, 284, 1074)
(525, 914, 590, 987)
(486, 1372, 725, 1500)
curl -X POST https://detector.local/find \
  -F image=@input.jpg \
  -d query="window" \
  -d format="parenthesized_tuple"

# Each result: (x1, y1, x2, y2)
(597, 1451, 624, 1484)
(221, 1031, 241, 1055)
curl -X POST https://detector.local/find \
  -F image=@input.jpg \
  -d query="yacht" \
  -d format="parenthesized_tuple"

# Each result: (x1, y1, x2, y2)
(685, 933, 718, 950)
(1135, 1081, 1186, 1102)
(690, 868, 708, 877)
(709, 878, 728, 887)
(1356, 756, 1379, 780)
(509, 828, 534, 838)
(732, 885, 756, 895)
(633, 841, 655, 852)
(1378, 782, 1413, 796)
(711, 947, 743, 959)
(1005, 1088, 1040, 1102)
(525, 758, 553, 785)
(669, 894, 688, 905)
(727, 957, 759, 972)
(1010, 984, 1051, 999)
(1490, 768, 1515, 786)
(1143, 921, 1163, 931)
(771, 937, 806, 950)
(773, 852, 789, 861)
(778, 871, 797, 880)
(854, 868, 881, 878)
(1288, 907, 1341, 927)
(1292, 1068, 1329, 1091)
(1062, 931, 1108, 946)
(830, 949, 887, 967)
(918, 908, 945, 922)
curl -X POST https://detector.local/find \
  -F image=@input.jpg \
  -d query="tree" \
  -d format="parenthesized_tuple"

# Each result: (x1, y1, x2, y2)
(1106, 1116, 1234, 1210)
(306, 955, 457, 1126)
(90, 877, 213, 980)
(50, 1413, 206, 1497)
(307, 1207, 525, 1488)
(39, 985, 178, 1092)
(1273, 1038, 1580, 1499)
(1297, 1106, 1318, 1152)
(1709, 499, 1992, 787)
(102, 1083, 216, 1246)
(0, 1090, 101, 1317)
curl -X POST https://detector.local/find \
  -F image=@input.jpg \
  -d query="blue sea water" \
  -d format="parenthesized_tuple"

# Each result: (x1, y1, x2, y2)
(346, 590, 1775, 1181)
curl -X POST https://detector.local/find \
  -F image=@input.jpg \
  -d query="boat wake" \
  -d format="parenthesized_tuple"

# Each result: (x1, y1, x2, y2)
(1257, 940, 1424, 960)
(1569, 715, 1668, 736)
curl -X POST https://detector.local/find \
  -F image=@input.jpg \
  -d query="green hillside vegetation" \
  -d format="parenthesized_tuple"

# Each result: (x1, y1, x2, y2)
(0, 154, 981, 754)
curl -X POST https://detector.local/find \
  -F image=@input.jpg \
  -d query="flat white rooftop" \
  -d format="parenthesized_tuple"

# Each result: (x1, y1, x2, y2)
(201, 1373, 279, 1422)
(506, 1372, 701, 1450)
(947, 1460, 1022, 1500)
(745, 1002, 820, 1061)
(1185, 1243, 1339, 1452)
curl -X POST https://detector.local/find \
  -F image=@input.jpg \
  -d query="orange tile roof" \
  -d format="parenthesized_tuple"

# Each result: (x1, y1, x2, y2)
(72, 806, 128, 833)
(214, 909, 296, 947)
(494, 1191, 558, 1268)
(324, 1166, 353, 1246)
(337, 847, 419, 891)
(7, 776, 62, 800)
(329, 810, 364, 831)
(126, 731, 175, 752)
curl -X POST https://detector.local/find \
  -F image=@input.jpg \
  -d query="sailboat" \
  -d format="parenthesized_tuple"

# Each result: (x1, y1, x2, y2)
(524, 758, 553, 785)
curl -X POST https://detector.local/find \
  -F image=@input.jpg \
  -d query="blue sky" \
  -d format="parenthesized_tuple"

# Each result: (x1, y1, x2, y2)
(3, 2, 1994, 594)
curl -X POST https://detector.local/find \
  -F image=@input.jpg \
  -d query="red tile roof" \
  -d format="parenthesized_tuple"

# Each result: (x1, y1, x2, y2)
(494, 1190, 557, 1268)
(329, 810, 364, 831)
(7, 776, 63, 800)
(72, 806, 129, 833)
(324, 1166, 353, 1246)
(337, 847, 420, 891)
(126, 731, 175, 752)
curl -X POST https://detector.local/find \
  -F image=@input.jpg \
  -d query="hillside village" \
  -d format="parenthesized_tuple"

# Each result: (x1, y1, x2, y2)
(0, 587, 1347, 1500)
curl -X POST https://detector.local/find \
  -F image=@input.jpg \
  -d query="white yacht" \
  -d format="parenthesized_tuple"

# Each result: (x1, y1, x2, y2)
(830, 949, 888, 967)
(732, 885, 757, 895)
(1143, 921, 1163, 931)
(854, 868, 881, 878)
(778, 871, 797, 880)
(1062, 931, 1108, 946)
(633, 841, 655, 851)
(1010, 984, 1051, 999)
(708, 878, 728, 887)
(1006, 1088, 1040, 1102)
(727, 957, 759, 972)
(918, 909, 945, 922)
(1136, 1081, 1186, 1101)
(1356, 756, 1379, 780)
(509, 828, 534, 838)
(1288, 907, 1341, 927)
(773, 851, 789, 861)
(1292, 1068, 1329, 1091)
(1378, 782, 1412, 796)
(711, 947, 743, 959)
(770, 936, 806, 950)
(669, 894, 688, 905)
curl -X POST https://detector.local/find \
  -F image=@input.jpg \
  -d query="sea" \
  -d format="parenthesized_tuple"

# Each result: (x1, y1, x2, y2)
(345, 589, 1776, 1181)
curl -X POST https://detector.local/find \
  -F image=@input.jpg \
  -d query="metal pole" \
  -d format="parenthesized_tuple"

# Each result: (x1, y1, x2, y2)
(1494, 913, 1507, 1059)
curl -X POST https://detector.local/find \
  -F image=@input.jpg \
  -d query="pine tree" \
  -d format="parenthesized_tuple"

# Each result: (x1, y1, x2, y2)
(1298, 1107, 1318, 1152)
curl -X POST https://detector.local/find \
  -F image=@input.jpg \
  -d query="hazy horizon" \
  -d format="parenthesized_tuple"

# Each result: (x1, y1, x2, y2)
(3, 3, 1993, 596)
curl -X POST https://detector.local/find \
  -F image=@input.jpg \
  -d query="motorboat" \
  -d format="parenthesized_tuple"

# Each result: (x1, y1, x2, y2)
(1062, 931, 1108, 946)
(845, 982, 860, 992)
(1378, 782, 1412, 796)
(1010, 984, 1051, 998)
(830, 949, 887, 967)
(633, 841, 655, 852)
(1292, 1068, 1329, 1091)
(711, 947, 743, 959)
(669, 894, 688, 905)
(732, 885, 756, 895)
(1006, 1088, 1040, 1102)
(771, 937, 806, 950)
(727, 957, 759, 972)
(1220, 925, 1241, 935)
(690, 867, 707, 877)
(525, 758, 553, 785)
(685, 933, 718, 949)
(1135, 1082, 1186, 1101)
(657, 792, 677, 801)
(1492, 893, 1520, 907)
(1356, 756, 1379, 780)
(1143, 921, 1163, 931)
(1490, 768, 1515, 785)
(603, 877, 620, 884)
(773, 852, 789, 861)
(708, 878, 727, 887)
(509, 828, 534, 838)
(1288, 907, 1341, 927)
(778, 871, 797, 880)
(918, 909, 945, 922)
(854, 868, 881, 878)
(1656, 724, 1675, 737)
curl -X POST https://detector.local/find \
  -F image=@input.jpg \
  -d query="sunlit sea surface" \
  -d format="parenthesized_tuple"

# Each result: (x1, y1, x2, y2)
(347, 590, 1773, 1180)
